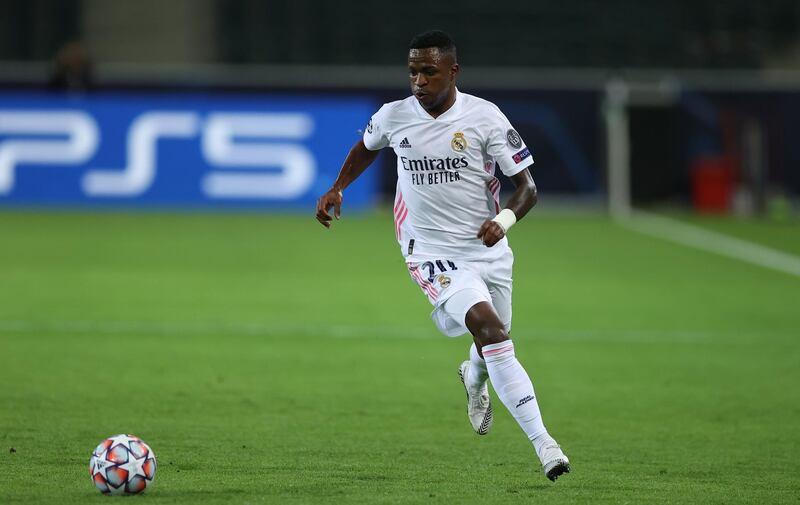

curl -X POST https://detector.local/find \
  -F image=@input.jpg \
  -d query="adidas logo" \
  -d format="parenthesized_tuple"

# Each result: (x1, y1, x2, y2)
(516, 395, 535, 408)
(399, 137, 412, 148)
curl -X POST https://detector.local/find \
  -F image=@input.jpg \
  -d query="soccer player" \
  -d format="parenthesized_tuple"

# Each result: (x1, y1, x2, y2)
(315, 30, 570, 481)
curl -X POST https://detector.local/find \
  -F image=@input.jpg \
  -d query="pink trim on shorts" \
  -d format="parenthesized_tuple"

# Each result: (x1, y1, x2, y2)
(408, 264, 439, 301)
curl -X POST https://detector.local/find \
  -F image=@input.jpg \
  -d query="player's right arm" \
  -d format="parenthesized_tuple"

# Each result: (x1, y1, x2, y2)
(315, 139, 380, 228)
(317, 107, 390, 228)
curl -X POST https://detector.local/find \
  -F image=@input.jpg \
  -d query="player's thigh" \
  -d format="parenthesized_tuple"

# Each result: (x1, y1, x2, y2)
(485, 248, 514, 332)
(439, 287, 495, 337)
(406, 258, 490, 337)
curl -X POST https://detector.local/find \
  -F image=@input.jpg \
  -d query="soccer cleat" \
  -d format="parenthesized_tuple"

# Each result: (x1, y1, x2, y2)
(458, 361, 493, 435)
(538, 439, 571, 482)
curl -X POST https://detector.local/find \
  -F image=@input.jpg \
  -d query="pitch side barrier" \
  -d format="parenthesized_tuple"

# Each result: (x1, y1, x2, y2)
(0, 86, 607, 209)
(0, 92, 377, 209)
(2, 65, 800, 213)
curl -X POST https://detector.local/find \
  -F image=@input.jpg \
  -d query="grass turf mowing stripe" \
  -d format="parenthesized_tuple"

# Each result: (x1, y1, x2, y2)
(6, 319, 798, 344)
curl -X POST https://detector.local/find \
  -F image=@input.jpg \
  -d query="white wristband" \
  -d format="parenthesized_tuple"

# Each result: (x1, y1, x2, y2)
(491, 208, 517, 233)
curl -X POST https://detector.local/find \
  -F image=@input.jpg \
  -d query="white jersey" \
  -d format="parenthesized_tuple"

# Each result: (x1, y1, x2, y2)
(363, 89, 534, 260)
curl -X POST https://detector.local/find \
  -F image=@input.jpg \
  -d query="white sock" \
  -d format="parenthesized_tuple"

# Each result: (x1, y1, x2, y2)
(482, 340, 550, 453)
(466, 342, 489, 393)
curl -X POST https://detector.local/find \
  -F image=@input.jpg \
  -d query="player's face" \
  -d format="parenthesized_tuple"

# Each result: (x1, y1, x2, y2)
(408, 48, 459, 114)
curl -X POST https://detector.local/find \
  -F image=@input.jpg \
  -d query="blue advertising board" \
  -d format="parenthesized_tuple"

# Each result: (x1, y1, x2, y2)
(0, 92, 378, 209)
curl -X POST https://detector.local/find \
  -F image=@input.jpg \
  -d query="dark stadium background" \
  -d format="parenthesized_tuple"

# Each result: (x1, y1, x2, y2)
(2, 0, 799, 211)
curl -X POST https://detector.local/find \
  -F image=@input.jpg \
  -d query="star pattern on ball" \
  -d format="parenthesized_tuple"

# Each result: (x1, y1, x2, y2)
(107, 434, 135, 451)
(89, 435, 156, 495)
(119, 450, 148, 481)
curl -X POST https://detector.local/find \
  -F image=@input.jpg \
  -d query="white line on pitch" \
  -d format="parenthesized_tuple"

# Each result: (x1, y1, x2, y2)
(619, 211, 800, 279)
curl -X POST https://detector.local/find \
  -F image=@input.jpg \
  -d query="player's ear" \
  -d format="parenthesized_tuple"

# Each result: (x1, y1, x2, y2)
(451, 63, 460, 78)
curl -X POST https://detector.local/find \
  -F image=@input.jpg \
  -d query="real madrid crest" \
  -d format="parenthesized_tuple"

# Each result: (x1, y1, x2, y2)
(437, 274, 451, 288)
(451, 132, 467, 152)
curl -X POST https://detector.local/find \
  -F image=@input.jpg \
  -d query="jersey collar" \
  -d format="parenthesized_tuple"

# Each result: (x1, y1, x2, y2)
(413, 88, 463, 120)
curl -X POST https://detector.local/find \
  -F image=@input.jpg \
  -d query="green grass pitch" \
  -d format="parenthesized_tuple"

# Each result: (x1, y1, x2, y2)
(0, 210, 798, 504)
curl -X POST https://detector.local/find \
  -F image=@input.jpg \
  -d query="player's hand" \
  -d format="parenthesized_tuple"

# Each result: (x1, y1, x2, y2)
(315, 189, 343, 228)
(477, 219, 505, 247)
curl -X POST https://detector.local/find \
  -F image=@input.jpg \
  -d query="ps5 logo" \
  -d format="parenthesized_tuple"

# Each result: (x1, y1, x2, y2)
(0, 110, 316, 199)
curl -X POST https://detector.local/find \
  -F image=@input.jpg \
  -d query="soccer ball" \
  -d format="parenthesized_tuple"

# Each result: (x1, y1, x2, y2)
(89, 434, 157, 495)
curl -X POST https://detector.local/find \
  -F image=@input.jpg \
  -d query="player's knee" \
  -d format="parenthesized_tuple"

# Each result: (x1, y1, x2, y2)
(474, 323, 509, 347)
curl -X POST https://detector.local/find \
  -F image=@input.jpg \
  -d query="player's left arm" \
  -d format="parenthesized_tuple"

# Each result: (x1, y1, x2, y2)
(477, 168, 537, 247)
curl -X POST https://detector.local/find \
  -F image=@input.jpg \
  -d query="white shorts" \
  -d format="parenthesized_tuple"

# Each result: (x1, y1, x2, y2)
(406, 246, 513, 337)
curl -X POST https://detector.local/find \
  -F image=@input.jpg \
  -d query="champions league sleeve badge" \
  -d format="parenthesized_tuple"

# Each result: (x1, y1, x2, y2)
(506, 129, 522, 149)
(451, 132, 467, 152)
(366, 118, 374, 134)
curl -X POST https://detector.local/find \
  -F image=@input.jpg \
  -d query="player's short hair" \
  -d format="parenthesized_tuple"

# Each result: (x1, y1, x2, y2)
(409, 30, 457, 60)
